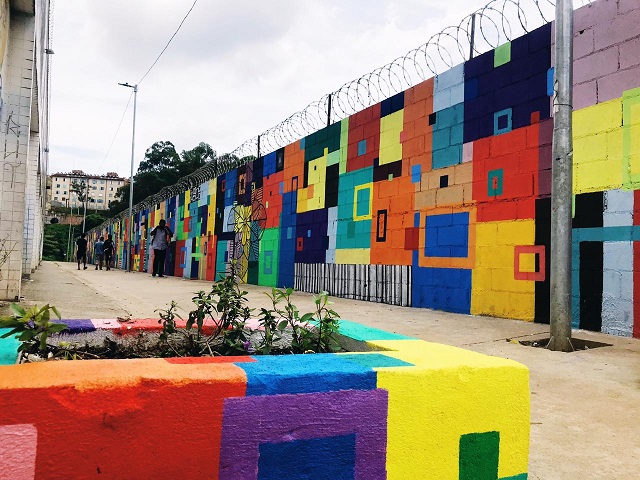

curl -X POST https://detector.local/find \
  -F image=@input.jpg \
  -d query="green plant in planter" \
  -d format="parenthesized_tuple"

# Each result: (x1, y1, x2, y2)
(312, 291, 341, 353)
(256, 288, 341, 354)
(0, 303, 68, 358)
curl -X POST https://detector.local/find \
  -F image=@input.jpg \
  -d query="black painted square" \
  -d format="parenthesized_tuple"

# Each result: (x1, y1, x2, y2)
(428, 112, 437, 126)
(439, 175, 449, 188)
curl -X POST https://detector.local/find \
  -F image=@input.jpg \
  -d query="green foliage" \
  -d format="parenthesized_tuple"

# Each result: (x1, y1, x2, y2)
(254, 288, 340, 354)
(42, 224, 69, 261)
(312, 291, 341, 353)
(0, 303, 68, 357)
(156, 265, 251, 357)
(109, 141, 217, 215)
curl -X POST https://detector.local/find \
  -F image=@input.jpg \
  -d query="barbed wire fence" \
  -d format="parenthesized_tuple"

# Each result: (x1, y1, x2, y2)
(97, 0, 594, 230)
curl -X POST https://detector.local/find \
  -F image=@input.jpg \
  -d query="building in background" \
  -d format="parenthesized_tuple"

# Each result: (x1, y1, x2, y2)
(48, 170, 127, 211)
(0, 0, 52, 298)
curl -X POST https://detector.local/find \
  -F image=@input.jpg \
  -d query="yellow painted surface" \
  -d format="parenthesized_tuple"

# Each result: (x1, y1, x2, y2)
(297, 155, 327, 212)
(368, 339, 530, 480)
(472, 220, 535, 320)
(573, 98, 623, 193)
(334, 248, 370, 264)
(380, 110, 404, 165)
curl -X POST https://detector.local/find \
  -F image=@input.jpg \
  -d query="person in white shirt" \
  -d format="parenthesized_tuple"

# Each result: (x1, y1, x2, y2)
(150, 219, 173, 277)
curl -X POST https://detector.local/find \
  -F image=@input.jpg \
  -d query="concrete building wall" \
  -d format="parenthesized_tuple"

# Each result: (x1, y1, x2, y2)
(49, 173, 126, 210)
(0, 1, 50, 299)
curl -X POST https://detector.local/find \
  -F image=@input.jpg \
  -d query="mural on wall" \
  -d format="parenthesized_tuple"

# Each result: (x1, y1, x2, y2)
(0, 319, 530, 479)
(90, 0, 640, 338)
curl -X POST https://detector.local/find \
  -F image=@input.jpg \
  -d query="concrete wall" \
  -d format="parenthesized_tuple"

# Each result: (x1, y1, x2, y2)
(89, 0, 640, 338)
(0, 319, 530, 479)
(0, 0, 50, 297)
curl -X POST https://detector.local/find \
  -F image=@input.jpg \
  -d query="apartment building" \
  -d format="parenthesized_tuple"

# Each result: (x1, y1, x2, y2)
(49, 170, 128, 210)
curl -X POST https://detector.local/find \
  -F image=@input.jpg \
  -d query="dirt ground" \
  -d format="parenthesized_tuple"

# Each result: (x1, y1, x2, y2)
(7, 261, 640, 480)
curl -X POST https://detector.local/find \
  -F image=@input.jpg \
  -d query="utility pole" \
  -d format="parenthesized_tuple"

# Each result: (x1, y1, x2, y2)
(119, 82, 138, 272)
(549, 0, 574, 352)
(81, 179, 89, 233)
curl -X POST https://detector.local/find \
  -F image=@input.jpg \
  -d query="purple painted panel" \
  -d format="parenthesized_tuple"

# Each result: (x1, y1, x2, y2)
(219, 389, 388, 480)
(59, 319, 95, 333)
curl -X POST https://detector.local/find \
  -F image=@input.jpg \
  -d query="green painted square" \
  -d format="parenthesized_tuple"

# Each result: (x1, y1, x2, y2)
(356, 188, 371, 217)
(500, 474, 528, 480)
(459, 431, 500, 480)
(494, 42, 511, 67)
(0, 329, 20, 365)
(258, 228, 280, 286)
(487, 169, 504, 197)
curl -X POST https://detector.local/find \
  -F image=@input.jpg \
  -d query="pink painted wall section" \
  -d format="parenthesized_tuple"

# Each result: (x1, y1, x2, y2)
(570, 0, 640, 108)
(0, 424, 37, 480)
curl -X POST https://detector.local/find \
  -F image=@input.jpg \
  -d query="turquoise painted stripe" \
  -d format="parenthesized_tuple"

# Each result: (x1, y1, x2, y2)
(570, 225, 640, 329)
(337, 319, 413, 341)
(500, 473, 527, 480)
(0, 329, 20, 365)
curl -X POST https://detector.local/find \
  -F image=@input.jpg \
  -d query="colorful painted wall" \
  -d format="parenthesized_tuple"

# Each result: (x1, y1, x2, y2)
(90, 0, 640, 338)
(0, 319, 530, 479)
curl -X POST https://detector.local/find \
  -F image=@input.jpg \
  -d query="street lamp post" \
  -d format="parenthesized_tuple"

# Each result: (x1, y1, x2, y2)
(118, 82, 138, 273)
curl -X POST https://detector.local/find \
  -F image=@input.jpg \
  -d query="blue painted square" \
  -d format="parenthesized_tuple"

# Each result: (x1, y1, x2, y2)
(307, 229, 312, 238)
(238, 354, 377, 395)
(411, 266, 472, 314)
(411, 164, 421, 183)
(300, 137, 306, 149)
(487, 169, 504, 197)
(358, 140, 367, 156)
(258, 434, 356, 480)
(414, 212, 421, 228)
(263, 151, 277, 177)
(547, 67, 555, 97)
(279, 182, 284, 195)
(465, 77, 479, 100)
(425, 212, 469, 258)
(60, 319, 95, 333)
(263, 251, 273, 275)
(493, 108, 513, 135)
(432, 104, 464, 169)
(287, 226, 293, 240)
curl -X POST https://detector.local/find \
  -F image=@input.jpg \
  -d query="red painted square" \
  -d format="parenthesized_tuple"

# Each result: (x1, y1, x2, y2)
(514, 245, 546, 281)
(296, 237, 304, 252)
(404, 227, 420, 250)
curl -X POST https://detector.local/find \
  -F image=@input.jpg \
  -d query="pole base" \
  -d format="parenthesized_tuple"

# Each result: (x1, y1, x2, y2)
(546, 335, 575, 352)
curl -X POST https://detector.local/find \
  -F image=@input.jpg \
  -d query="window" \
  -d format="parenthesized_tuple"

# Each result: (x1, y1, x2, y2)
(92, 179, 97, 184)
(54, 196, 58, 200)
(62, 197, 66, 201)
(92, 186, 97, 190)
(110, 187, 114, 191)
(109, 193, 113, 197)
(54, 177, 58, 181)
(55, 190, 59, 194)
(56, 184, 60, 188)
(100, 186, 104, 190)
(97, 199, 104, 203)
(101, 180, 105, 184)
(63, 191, 67, 194)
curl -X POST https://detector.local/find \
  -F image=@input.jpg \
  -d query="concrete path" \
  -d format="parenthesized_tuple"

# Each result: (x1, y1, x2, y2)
(6, 261, 640, 479)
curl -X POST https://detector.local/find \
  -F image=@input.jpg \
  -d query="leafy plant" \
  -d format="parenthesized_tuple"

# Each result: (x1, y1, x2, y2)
(0, 303, 68, 358)
(312, 291, 341, 353)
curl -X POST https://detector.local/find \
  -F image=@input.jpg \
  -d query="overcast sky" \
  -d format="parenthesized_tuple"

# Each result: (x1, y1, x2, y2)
(49, 0, 515, 178)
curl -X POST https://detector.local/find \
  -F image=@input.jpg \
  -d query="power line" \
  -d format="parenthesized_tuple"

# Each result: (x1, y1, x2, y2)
(136, 0, 200, 85)
(95, 91, 134, 174)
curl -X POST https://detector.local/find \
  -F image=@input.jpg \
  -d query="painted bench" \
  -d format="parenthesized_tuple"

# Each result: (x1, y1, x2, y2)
(0, 319, 529, 480)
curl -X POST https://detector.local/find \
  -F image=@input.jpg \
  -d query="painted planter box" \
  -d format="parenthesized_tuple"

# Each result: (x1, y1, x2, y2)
(0, 319, 529, 480)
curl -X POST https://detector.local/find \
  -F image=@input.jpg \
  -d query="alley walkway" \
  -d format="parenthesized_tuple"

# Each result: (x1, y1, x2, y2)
(5, 261, 640, 479)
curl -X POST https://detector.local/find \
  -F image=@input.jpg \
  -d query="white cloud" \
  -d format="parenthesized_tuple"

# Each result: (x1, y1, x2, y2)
(49, 0, 494, 178)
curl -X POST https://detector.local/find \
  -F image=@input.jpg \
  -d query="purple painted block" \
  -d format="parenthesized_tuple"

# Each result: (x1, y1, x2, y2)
(619, 0, 639, 14)
(574, 29, 594, 60)
(59, 319, 96, 333)
(573, 0, 618, 33)
(573, 81, 598, 110)
(573, 46, 619, 85)
(597, 64, 640, 104)
(594, 7, 640, 51)
(620, 37, 640, 70)
(219, 389, 388, 480)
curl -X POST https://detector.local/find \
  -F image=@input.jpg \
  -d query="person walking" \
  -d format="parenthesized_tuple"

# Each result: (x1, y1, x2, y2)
(103, 234, 115, 271)
(94, 236, 105, 270)
(76, 233, 88, 270)
(150, 219, 173, 277)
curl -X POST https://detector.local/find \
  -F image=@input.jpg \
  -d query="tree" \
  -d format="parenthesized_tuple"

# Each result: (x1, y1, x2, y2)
(109, 141, 217, 216)
(70, 179, 88, 204)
